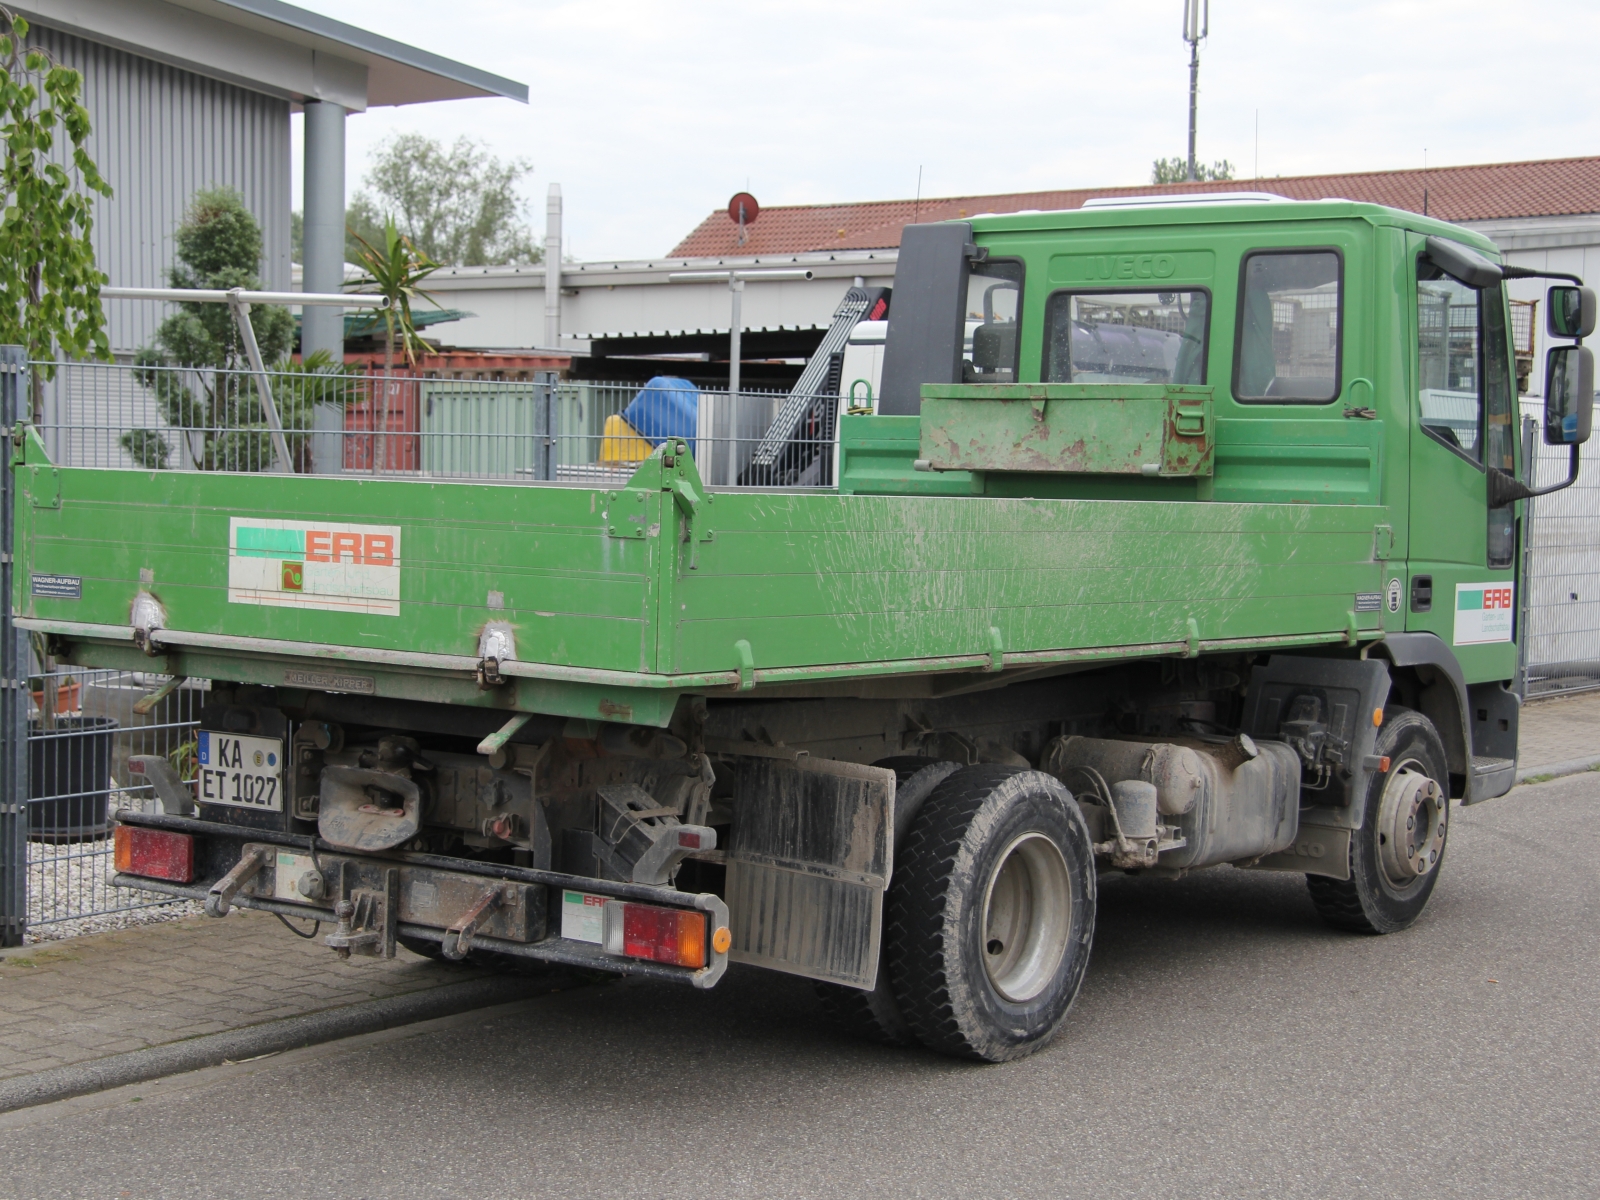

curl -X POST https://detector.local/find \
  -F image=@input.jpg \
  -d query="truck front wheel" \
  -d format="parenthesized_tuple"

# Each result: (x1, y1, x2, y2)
(1306, 708, 1451, 934)
(887, 766, 1096, 1062)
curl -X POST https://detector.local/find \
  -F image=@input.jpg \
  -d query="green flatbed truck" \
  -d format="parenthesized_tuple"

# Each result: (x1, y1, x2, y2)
(16, 198, 1596, 1061)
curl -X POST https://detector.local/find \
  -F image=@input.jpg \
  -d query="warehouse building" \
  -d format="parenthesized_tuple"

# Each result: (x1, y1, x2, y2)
(14, 0, 524, 358)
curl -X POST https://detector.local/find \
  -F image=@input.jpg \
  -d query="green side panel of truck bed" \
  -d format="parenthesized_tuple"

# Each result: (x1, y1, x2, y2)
(667, 490, 1381, 675)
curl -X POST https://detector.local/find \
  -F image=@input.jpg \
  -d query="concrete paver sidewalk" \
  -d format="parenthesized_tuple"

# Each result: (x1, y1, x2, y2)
(0, 908, 485, 1082)
(1515, 690, 1600, 774)
(0, 690, 1592, 1100)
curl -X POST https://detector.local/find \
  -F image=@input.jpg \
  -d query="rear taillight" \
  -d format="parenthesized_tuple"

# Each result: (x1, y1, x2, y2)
(603, 901, 707, 968)
(113, 825, 195, 883)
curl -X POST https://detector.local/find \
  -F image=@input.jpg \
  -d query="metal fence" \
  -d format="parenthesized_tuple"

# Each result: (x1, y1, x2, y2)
(1520, 398, 1600, 696)
(23, 666, 205, 938)
(32, 362, 844, 488)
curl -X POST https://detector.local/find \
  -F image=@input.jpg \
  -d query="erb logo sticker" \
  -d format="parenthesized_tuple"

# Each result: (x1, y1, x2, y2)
(228, 518, 400, 616)
(1386, 578, 1403, 614)
(1454, 582, 1514, 646)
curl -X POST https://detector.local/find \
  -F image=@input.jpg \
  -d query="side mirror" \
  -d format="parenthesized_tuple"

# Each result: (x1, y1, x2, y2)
(1423, 236, 1503, 288)
(970, 322, 1016, 373)
(1545, 344, 1595, 445)
(1547, 286, 1597, 339)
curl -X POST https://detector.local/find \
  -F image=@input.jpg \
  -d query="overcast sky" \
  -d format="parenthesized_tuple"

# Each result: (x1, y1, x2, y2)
(289, 0, 1600, 262)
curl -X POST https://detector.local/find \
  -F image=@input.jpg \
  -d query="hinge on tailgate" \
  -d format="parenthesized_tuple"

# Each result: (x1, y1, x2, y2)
(1373, 524, 1395, 560)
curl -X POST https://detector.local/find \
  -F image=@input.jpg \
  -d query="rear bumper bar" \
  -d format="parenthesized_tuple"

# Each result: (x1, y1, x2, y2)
(114, 810, 731, 988)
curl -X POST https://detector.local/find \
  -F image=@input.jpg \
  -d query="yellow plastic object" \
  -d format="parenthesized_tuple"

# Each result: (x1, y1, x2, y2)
(712, 926, 732, 954)
(600, 413, 653, 464)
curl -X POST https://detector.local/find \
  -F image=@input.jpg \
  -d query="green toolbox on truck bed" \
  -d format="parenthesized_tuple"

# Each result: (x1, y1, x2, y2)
(19, 198, 1595, 1061)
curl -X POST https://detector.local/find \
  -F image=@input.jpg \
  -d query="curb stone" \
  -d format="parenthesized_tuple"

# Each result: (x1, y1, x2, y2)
(0, 974, 543, 1114)
(1513, 755, 1600, 786)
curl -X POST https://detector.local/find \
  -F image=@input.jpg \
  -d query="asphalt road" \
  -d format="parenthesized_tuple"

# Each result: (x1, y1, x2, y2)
(3, 772, 1597, 1200)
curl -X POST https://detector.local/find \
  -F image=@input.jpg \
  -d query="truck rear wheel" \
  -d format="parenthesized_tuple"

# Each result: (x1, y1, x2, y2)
(886, 765, 1095, 1062)
(1306, 708, 1450, 934)
(814, 756, 959, 1046)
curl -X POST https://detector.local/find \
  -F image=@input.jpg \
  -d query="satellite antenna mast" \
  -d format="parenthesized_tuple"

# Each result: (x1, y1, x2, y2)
(729, 191, 759, 248)
(1183, 0, 1209, 183)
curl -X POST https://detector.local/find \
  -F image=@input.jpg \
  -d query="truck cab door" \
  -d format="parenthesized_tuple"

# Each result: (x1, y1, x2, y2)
(1404, 235, 1520, 683)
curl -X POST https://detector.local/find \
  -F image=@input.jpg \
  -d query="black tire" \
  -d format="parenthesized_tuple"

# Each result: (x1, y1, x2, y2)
(813, 756, 960, 1047)
(887, 765, 1096, 1062)
(1307, 708, 1450, 934)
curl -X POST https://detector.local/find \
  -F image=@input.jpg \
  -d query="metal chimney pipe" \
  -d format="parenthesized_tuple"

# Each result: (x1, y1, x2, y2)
(544, 184, 562, 350)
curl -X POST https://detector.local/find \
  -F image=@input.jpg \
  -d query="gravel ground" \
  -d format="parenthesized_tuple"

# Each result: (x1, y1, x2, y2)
(24, 820, 196, 944)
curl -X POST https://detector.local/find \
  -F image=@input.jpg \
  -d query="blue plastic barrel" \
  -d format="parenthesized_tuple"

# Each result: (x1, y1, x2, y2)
(623, 377, 699, 455)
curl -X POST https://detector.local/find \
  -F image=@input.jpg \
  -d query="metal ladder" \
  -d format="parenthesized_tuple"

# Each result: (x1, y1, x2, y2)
(747, 287, 883, 468)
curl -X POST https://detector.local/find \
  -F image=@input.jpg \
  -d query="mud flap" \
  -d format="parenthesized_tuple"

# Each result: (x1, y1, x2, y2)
(723, 754, 894, 990)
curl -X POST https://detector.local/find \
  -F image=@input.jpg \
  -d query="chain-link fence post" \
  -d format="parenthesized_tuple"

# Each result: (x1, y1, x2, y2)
(0, 347, 28, 946)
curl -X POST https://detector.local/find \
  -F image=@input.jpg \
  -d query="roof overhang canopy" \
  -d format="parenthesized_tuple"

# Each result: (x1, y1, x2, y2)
(15, 0, 527, 112)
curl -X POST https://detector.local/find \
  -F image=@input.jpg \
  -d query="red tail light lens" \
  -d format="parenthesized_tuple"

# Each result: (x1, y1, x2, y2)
(603, 901, 707, 968)
(113, 825, 195, 883)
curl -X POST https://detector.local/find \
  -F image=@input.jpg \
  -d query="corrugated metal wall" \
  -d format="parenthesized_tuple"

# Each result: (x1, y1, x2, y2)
(25, 24, 292, 355)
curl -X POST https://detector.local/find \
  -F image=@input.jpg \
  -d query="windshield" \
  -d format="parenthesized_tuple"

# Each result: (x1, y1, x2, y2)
(1043, 290, 1210, 384)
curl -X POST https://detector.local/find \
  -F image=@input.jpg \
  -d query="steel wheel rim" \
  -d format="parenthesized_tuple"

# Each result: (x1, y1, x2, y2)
(1377, 760, 1447, 887)
(980, 832, 1073, 1003)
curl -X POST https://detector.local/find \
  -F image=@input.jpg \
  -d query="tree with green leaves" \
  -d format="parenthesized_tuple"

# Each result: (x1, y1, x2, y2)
(123, 187, 347, 471)
(344, 133, 539, 267)
(0, 10, 113, 418)
(1151, 157, 1235, 185)
(349, 216, 439, 472)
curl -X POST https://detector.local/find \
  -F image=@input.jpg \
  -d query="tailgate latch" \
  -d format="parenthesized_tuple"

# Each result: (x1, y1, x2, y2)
(204, 847, 271, 918)
(441, 883, 507, 961)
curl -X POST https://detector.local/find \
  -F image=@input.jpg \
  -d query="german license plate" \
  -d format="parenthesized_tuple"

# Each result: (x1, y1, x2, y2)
(197, 731, 283, 811)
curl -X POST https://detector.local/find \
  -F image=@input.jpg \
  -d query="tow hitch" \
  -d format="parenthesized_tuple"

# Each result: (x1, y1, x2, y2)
(324, 868, 399, 960)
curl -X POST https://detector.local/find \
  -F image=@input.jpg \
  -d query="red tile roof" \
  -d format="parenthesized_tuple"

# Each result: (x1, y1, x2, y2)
(669, 156, 1600, 257)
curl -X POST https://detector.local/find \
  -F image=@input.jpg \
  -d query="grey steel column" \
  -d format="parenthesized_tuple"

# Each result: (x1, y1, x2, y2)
(534, 370, 556, 481)
(0, 347, 28, 947)
(303, 100, 347, 474)
(544, 184, 562, 350)
(720, 279, 743, 485)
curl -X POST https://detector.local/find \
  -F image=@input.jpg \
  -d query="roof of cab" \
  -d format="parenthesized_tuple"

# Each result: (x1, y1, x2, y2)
(967, 198, 1502, 255)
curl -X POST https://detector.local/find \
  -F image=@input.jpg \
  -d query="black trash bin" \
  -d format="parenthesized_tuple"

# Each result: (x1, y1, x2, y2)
(29, 716, 120, 842)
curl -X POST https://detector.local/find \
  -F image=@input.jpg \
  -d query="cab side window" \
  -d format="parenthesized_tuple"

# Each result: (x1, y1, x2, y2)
(1233, 250, 1343, 402)
(1043, 290, 1211, 384)
(962, 260, 1024, 383)
(1416, 264, 1515, 468)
